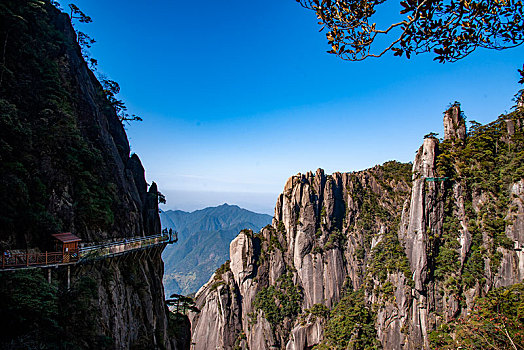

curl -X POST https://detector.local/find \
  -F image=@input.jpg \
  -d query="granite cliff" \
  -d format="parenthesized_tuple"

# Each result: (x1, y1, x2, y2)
(190, 104, 524, 349)
(0, 1, 186, 349)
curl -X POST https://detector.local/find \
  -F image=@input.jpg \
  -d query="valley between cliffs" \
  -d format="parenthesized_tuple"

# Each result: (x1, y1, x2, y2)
(190, 104, 524, 349)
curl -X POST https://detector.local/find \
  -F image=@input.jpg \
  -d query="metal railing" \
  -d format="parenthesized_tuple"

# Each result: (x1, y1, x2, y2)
(1, 251, 79, 269)
(1, 234, 170, 270)
(79, 234, 169, 261)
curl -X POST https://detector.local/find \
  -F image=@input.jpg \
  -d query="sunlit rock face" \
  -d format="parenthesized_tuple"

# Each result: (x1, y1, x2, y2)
(190, 106, 524, 349)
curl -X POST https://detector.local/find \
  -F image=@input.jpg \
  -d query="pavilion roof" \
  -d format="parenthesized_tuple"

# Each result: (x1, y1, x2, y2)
(51, 232, 82, 243)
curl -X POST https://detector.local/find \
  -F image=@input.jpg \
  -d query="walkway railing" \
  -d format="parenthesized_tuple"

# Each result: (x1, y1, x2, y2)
(79, 234, 168, 261)
(1, 234, 170, 270)
(2, 251, 79, 269)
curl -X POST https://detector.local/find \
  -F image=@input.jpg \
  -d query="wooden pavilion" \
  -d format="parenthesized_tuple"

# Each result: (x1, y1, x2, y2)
(51, 232, 81, 262)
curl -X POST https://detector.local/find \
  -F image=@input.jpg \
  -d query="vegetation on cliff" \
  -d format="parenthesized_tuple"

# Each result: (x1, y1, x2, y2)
(0, 0, 116, 245)
(191, 88, 524, 349)
(315, 289, 380, 350)
(432, 103, 524, 295)
(0, 270, 111, 349)
(253, 272, 303, 327)
(429, 282, 524, 349)
(0, 0, 162, 250)
(0, 1, 176, 349)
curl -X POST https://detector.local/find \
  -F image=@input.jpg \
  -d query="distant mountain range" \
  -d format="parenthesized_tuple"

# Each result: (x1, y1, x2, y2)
(161, 204, 272, 296)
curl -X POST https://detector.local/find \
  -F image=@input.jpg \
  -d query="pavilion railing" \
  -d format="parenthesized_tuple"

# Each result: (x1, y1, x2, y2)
(1, 250, 79, 269)
(1, 234, 170, 270)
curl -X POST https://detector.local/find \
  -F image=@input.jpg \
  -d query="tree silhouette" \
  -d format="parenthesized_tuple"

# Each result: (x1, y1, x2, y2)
(297, 0, 524, 62)
(166, 294, 200, 314)
(68, 4, 95, 62)
(100, 78, 143, 124)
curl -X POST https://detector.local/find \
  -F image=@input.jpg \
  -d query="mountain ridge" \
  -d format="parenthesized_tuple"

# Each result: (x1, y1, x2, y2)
(161, 204, 272, 296)
(190, 104, 524, 349)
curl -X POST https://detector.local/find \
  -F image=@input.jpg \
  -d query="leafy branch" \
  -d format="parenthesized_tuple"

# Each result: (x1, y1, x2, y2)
(298, 0, 524, 62)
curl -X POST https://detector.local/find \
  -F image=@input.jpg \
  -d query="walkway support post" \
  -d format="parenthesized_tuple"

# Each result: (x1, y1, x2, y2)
(67, 265, 70, 290)
(48, 269, 51, 284)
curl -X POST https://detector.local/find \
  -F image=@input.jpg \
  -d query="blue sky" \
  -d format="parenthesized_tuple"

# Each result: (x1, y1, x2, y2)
(62, 0, 524, 214)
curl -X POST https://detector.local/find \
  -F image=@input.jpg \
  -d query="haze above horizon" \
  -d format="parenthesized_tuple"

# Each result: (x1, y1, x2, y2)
(61, 0, 524, 215)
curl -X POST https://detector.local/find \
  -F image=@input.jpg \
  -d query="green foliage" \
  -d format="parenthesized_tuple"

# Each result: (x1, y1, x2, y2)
(277, 221, 286, 234)
(324, 229, 346, 250)
(433, 198, 462, 290)
(350, 181, 384, 252)
(298, 303, 330, 326)
(378, 160, 413, 185)
(214, 260, 230, 280)
(429, 283, 524, 349)
(100, 78, 143, 124)
(210, 280, 226, 291)
(253, 272, 302, 328)
(367, 230, 412, 288)
(166, 294, 199, 315)
(312, 246, 323, 255)
(268, 228, 285, 252)
(0, 270, 111, 349)
(0, 270, 59, 347)
(346, 169, 410, 267)
(317, 289, 380, 350)
(298, 0, 524, 62)
(434, 106, 524, 289)
(0, 0, 124, 247)
(233, 331, 247, 350)
(424, 132, 439, 139)
(60, 275, 112, 348)
(516, 64, 524, 107)
(307, 303, 330, 318)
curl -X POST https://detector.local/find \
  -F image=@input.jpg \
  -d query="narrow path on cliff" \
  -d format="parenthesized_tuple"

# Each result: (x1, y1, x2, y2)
(1, 233, 178, 270)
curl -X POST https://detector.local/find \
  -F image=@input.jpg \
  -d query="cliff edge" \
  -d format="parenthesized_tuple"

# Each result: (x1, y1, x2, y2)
(191, 103, 524, 349)
(0, 1, 186, 349)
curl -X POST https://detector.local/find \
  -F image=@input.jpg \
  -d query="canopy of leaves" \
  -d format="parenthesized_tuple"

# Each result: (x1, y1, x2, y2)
(297, 0, 524, 62)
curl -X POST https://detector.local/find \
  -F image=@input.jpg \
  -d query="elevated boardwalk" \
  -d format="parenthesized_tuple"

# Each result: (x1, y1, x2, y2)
(1, 233, 175, 270)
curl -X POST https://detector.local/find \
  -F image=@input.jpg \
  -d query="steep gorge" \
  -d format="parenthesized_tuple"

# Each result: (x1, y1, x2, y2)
(191, 104, 524, 349)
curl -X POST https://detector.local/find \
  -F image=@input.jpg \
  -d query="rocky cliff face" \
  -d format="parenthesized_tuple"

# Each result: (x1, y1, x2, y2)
(191, 104, 524, 349)
(0, 1, 183, 349)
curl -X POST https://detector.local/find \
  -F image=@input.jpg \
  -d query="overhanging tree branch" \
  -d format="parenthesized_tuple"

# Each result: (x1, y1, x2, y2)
(297, 0, 524, 62)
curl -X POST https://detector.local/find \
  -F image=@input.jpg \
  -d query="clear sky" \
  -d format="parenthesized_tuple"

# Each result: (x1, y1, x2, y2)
(61, 0, 524, 215)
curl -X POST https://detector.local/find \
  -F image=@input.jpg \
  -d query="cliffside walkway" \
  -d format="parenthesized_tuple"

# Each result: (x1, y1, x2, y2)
(1, 233, 175, 270)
